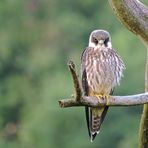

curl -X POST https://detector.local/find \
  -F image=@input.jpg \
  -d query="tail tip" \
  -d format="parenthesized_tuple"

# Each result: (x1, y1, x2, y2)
(90, 139, 93, 143)
(90, 131, 100, 142)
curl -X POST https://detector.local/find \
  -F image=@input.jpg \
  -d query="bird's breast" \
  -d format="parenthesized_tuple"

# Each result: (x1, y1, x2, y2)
(85, 48, 122, 94)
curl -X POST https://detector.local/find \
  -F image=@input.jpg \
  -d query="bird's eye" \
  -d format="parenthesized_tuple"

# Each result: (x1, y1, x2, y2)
(93, 37, 98, 45)
(104, 37, 109, 46)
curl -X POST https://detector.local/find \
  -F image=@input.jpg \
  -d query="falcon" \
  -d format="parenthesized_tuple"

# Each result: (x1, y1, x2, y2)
(81, 30, 125, 141)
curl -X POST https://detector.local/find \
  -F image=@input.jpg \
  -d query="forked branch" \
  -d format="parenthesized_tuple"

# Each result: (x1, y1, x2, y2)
(59, 61, 148, 108)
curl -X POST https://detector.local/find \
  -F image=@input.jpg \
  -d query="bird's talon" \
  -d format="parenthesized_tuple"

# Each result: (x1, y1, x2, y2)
(104, 95, 110, 105)
(95, 94, 110, 105)
(95, 94, 103, 100)
(103, 95, 108, 99)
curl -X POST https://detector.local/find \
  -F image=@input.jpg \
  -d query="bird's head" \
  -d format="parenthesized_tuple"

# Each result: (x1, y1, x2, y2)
(88, 30, 112, 48)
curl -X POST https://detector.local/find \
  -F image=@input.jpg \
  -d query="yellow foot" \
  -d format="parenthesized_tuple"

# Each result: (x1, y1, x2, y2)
(95, 94, 110, 105)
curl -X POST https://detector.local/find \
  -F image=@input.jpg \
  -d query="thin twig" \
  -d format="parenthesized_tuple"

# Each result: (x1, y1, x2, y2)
(68, 61, 82, 101)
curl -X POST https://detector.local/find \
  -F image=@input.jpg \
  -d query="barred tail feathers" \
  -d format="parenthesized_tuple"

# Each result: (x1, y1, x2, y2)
(85, 106, 108, 142)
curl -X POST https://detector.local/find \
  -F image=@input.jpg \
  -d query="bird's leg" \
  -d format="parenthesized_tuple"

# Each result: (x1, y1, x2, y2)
(95, 94, 110, 105)
(94, 94, 104, 103)
(102, 94, 110, 105)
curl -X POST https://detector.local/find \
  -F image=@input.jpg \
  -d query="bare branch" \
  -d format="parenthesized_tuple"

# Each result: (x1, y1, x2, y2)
(139, 45, 148, 148)
(108, 0, 148, 43)
(59, 60, 148, 108)
(68, 61, 82, 101)
(59, 92, 148, 108)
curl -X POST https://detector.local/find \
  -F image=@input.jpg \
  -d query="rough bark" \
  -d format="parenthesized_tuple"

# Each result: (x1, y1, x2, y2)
(67, 61, 82, 101)
(108, 0, 148, 147)
(108, 0, 148, 42)
(140, 44, 148, 148)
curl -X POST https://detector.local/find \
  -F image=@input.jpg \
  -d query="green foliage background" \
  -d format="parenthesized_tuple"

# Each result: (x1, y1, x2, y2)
(0, 0, 148, 148)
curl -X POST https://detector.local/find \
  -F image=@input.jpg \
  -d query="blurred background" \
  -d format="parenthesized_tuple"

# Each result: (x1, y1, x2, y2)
(0, 0, 148, 148)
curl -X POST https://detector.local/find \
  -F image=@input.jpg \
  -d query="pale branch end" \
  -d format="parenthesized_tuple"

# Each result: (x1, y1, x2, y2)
(59, 61, 148, 108)
(67, 60, 82, 102)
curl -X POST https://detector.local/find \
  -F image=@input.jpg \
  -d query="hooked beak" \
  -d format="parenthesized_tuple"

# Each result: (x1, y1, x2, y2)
(98, 39, 104, 45)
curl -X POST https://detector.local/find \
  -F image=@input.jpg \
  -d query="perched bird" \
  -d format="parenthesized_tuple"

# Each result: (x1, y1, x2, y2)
(81, 30, 125, 142)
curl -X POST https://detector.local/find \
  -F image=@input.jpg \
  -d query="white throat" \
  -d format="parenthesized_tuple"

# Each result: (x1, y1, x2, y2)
(88, 42, 96, 48)
(107, 41, 112, 48)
